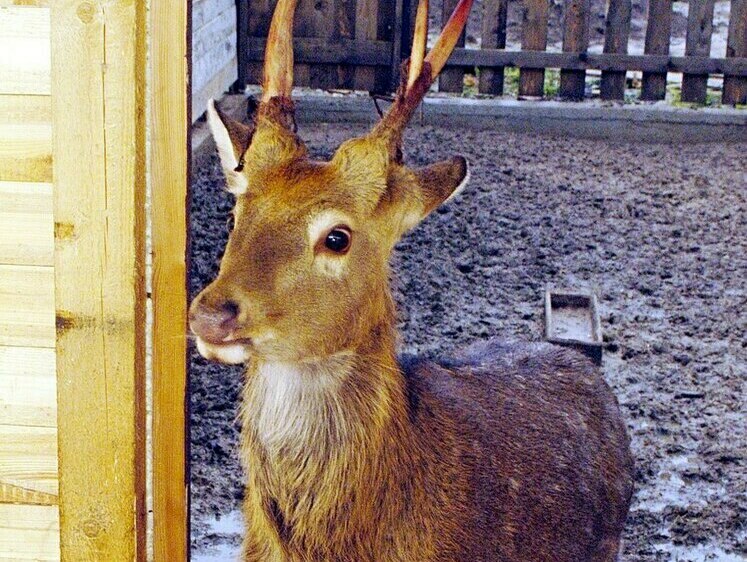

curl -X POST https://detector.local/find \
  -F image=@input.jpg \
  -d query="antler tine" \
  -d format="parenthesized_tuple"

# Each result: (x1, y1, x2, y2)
(373, 0, 473, 152)
(262, 0, 299, 102)
(406, 0, 429, 90)
(423, 0, 473, 81)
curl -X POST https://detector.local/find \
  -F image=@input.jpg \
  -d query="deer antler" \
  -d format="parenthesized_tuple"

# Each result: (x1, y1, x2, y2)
(262, 0, 298, 102)
(374, 0, 473, 155)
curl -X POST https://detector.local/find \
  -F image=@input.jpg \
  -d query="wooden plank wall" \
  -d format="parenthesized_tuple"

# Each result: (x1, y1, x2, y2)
(193, 0, 237, 120)
(0, 5, 60, 561)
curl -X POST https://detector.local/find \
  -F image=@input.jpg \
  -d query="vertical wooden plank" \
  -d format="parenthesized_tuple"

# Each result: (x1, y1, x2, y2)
(235, 0, 250, 90)
(51, 0, 146, 559)
(354, 0, 379, 90)
(681, 0, 715, 103)
(375, 0, 397, 92)
(440, 0, 467, 92)
(519, 0, 549, 98)
(479, 0, 508, 94)
(723, 0, 747, 105)
(641, 0, 672, 100)
(247, 0, 272, 85)
(150, 0, 190, 559)
(559, 0, 589, 99)
(600, 0, 631, 100)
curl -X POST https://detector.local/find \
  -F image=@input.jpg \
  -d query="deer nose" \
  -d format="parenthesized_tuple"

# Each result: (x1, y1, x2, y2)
(189, 300, 240, 344)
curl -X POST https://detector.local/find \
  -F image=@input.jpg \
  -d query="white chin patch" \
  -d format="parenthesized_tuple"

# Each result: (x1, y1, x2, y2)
(195, 338, 251, 365)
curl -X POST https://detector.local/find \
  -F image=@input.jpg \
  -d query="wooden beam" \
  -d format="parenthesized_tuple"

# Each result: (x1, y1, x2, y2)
(681, 0, 715, 103)
(519, 0, 549, 98)
(479, 0, 508, 94)
(246, 38, 393, 66)
(0, 346, 56, 428)
(0, 6, 50, 95)
(0, 264, 54, 348)
(150, 0, 190, 559)
(723, 0, 747, 104)
(0, 424, 58, 498)
(641, 0, 673, 100)
(443, 49, 747, 75)
(560, 0, 590, 100)
(0, 181, 53, 267)
(51, 0, 147, 559)
(0, 504, 59, 560)
(440, 0, 468, 92)
(600, 0, 631, 100)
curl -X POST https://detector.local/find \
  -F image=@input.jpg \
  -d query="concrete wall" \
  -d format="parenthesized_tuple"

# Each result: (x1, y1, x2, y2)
(192, 0, 237, 122)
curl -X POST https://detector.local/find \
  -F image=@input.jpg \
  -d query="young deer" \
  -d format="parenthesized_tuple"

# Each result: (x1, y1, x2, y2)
(189, 0, 634, 559)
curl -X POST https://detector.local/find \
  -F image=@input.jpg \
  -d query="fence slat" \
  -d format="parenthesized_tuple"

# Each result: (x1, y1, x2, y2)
(723, 0, 747, 104)
(641, 0, 672, 100)
(440, 0, 467, 92)
(375, 0, 397, 91)
(519, 0, 549, 98)
(479, 0, 508, 94)
(600, 0, 631, 100)
(559, 0, 589, 99)
(681, 0, 715, 103)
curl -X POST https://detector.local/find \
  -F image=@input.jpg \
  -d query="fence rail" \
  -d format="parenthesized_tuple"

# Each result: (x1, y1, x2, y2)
(236, 0, 747, 104)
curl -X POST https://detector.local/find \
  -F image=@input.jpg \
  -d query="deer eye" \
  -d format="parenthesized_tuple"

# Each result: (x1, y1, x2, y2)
(323, 227, 351, 254)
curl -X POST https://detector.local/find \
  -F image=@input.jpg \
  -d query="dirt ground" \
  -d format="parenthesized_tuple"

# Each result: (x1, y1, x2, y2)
(189, 121, 746, 561)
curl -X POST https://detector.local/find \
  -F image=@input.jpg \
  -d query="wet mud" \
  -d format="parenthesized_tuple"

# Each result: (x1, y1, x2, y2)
(190, 122, 746, 561)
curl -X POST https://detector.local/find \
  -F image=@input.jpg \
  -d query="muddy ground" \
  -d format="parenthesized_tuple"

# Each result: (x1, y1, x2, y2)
(189, 121, 746, 561)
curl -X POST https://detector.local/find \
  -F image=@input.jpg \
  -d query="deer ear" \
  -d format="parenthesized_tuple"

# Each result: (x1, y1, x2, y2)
(413, 156, 469, 215)
(382, 156, 469, 238)
(206, 99, 254, 194)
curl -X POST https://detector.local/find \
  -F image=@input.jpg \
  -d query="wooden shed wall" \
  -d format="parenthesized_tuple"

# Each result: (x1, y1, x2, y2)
(193, 0, 237, 120)
(0, 4, 60, 560)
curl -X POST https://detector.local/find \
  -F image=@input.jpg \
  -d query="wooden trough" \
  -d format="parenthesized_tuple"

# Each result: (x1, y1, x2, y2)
(0, 1, 189, 559)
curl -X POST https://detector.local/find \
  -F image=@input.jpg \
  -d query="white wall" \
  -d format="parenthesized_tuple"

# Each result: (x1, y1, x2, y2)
(192, 0, 237, 122)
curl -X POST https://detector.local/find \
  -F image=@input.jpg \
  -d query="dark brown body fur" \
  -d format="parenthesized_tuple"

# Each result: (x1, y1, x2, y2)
(239, 338, 634, 562)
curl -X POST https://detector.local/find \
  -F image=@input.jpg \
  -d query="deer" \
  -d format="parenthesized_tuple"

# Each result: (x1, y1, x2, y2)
(189, 0, 635, 559)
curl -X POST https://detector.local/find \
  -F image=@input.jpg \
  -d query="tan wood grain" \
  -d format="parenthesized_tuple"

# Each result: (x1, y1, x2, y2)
(0, 122, 53, 183)
(0, 94, 51, 124)
(0, 503, 59, 560)
(51, 0, 147, 559)
(0, 424, 57, 498)
(0, 181, 53, 266)
(150, 0, 190, 558)
(0, 6, 50, 95)
(0, 265, 54, 348)
(0, 346, 56, 427)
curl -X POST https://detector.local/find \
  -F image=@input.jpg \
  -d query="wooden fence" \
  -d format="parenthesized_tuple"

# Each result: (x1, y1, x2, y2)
(237, 0, 747, 104)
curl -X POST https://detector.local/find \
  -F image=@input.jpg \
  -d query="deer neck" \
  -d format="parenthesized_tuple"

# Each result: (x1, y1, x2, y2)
(239, 302, 419, 548)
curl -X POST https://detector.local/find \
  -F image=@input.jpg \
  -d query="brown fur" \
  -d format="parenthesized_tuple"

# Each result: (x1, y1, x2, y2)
(190, 18, 633, 559)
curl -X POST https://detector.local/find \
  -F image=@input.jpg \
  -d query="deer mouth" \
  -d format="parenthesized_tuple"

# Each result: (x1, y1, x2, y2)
(195, 337, 253, 365)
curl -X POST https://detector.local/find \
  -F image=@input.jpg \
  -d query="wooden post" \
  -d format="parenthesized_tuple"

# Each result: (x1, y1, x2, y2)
(235, 0, 251, 91)
(479, 0, 508, 94)
(723, 0, 747, 105)
(641, 0, 672, 100)
(681, 0, 715, 103)
(51, 0, 147, 559)
(519, 0, 549, 98)
(600, 0, 631, 100)
(150, 0, 190, 560)
(440, 0, 468, 92)
(559, 0, 589, 100)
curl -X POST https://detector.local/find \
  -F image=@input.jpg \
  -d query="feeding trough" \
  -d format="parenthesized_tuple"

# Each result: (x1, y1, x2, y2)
(544, 289, 603, 365)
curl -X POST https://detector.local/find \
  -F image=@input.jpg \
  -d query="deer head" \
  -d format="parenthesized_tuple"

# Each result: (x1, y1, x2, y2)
(190, 0, 473, 365)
